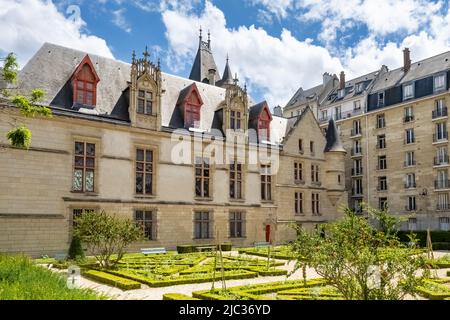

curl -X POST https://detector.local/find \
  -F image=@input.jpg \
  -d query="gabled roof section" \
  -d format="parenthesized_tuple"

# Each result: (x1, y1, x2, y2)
(249, 101, 272, 122)
(189, 37, 221, 84)
(176, 82, 203, 107)
(281, 106, 321, 145)
(72, 54, 100, 83)
(324, 119, 346, 153)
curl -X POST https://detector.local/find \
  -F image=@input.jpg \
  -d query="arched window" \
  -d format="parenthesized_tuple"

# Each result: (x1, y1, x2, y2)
(72, 55, 100, 107)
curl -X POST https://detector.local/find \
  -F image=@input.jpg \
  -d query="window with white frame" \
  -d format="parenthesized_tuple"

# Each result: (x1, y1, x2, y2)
(438, 193, 449, 211)
(434, 74, 446, 92)
(405, 128, 415, 144)
(406, 173, 416, 188)
(404, 106, 414, 122)
(439, 217, 450, 231)
(403, 83, 414, 100)
(408, 218, 417, 231)
(354, 100, 361, 110)
(405, 151, 415, 167)
(407, 196, 417, 211)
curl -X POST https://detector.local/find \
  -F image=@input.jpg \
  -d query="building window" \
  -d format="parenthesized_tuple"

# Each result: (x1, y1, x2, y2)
(230, 111, 242, 130)
(378, 92, 385, 107)
(435, 122, 448, 142)
(352, 119, 361, 136)
(355, 83, 364, 93)
(136, 148, 153, 195)
(75, 79, 95, 106)
(436, 170, 449, 189)
(312, 193, 320, 215)
(338, 174, 342, 185)
(195, 157, 210, 198)
(334, 106, 342, 120)
(439, 217, 450, 231)
(405, 128, 415, 144)
(434, 74, 446, 92)
(378, 155, 387, 170)
(436, 147, 449, 165)
(438, 193, 450, 211)
(353, 178, 363, 196)
(298, 139, 303, 153)
(405, 173, 416, 189)
(295, 192, 303, 215)
(310, 141, 315, 154)
(261, 165, 272, 201)
(378, 176, 387, 191)
(403, 83, 414, 100)
(406, 196, 417, 212)
(230, 212, 245, 238)
(311, 165, 320, 183)
(194, 212, 211, 239)
(321, 110, 328, 122)
(376, 114, 386, 129)
(354, 100, 361, 111)
(72, 208, 95, 227)
(433, 99, 447, 119)
(230, 160, 242, 199)
(294, 162, 303, 182)
(135, 210, 156, 240)
(338, 89, 345, 99)
(73, 142, 95, 192)
(379, 197, 388, 211)
(404, 106, 414, 122)
(405, 151, 415, 167)
(72, 56, 99, 107)
(137, 90, 153, 115)
(377, 134, 386, 149)
(352, 159, 362, 176)
(408, 218, 417, 231)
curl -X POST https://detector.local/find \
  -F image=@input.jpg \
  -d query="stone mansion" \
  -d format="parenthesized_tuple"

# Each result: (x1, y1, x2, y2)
(0, 35, 347, 256)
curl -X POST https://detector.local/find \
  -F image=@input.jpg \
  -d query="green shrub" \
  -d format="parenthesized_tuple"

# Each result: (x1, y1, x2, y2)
(0, 255, 103, 300)
(177, 245, 195, 254)
(432, 242, 450, 250)
(83, 269, 141, 290)
(416, 280, 450, 300)
(163, 293, 200, 300)
(219, 243, 232, 251)
(68, 236, 85, 260)
(397, 231, 450, 247)
(6, 126, 32, 149)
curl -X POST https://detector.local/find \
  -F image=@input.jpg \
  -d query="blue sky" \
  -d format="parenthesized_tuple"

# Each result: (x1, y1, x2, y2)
(1, 0, 450, 106)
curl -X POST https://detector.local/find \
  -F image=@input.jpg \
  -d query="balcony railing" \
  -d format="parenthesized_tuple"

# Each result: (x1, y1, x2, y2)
(404, 160, 416, 167)
(376, 143, 387, 149)
(376, 165, 387, 170)
(432, 107, 448, 119)
(435, 179, 450, 189)
(377, 185, 388, 192)
(351, 167, 363, 176)
(405, 206, 417, 211)
(334, 113, 342, 121)
(404, 115, 415, 123)
(434, 155, 449, 166)
(319, 115, 331, 123)
(433, 131, 448, 142)
(350, 128, 362, 137)
(437, 204, 450, 211)
(405, 182, 417, 189)
(351, 188, 364, 196)
(351, 148, 363, 156)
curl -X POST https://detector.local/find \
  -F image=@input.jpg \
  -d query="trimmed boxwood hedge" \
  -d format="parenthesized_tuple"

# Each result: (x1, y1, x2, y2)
(416, 281, 450, 300)
(177, 245, 195, 254)
(163, 293, 200, 300)
(397, 231, 450, 247)
(83, 270, 141, 290)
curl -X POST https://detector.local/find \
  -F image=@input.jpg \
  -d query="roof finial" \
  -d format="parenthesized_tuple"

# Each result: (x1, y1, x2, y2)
(244, 83, 247, 93)
(199, 25, 203, 43)
(207, 29, 211, 48)
(157, 57, 161, 69)
(233, 72, 239, 85)
(132, 50, 136, 64)
(226, 53, 229, 63)
(143, 46, 150, 62)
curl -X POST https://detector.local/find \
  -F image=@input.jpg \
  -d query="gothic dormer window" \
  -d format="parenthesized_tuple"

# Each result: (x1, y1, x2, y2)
(249, 101, 272, 142)
(137, 90, 153, 115)
(72, 55, 100, 107)
(176, 83, 203, 129)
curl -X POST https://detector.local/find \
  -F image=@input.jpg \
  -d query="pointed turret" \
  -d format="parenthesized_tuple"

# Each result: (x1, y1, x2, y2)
(218, 55, 234, 87)
(324, 119, 346, 153)
(188, 28, 221, 84)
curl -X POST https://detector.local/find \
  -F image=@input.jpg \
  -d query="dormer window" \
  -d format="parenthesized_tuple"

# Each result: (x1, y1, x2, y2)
(258, 107, 271, 141)
(355, 82, 364, 93)
(337, 89, 345, 99)
(137, 90, 153, 115)
(176, 83, 203, 129)
(231, 111, 242, 130)
(434, 74, 446, 92)
(403, 83, 414, 100)
(72, 55, 100, 107)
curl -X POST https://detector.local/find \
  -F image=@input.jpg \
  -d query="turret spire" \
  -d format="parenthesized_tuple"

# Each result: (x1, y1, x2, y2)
(324, 119, 346, 153)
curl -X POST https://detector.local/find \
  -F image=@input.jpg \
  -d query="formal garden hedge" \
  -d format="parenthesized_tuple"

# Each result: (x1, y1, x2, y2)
(237, 246, 297, 260)
(83, 269, 141, 290)
(416, 278, 450, 300)
(163, 293, 200, 300)
(397, 231, 450, 249)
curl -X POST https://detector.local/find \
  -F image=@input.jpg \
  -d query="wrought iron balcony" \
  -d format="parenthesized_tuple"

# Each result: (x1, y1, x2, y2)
(377, 185, 388, 192)
(404, 182, 417, 189)
(434, 155, 449, 166)
(404, 160, 416, 167)
(432, 107, 448, 119)
(351, 167, 363, 176)
(351, 147, 363, 157)
(350, 128, 362, 137)
(437, 204, 450, 211)
(433, 131, 448, 143)
(435, 179, 450, 189)
(404, 115, 415, 123)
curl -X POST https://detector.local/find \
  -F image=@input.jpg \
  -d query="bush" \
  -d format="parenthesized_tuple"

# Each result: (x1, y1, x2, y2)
(6, 126, 32, 149)
(219, 243, 232, 251)
(0, 255, 103, 300)
(416, 280, 450, 300)
(163, 293, 200, 300)
(68, 236, 85, 260)
(177, 245, 195, 254)
(432, 242, 450, 250)
(83, 269, 141, 290)
(397, 231, 450, 247)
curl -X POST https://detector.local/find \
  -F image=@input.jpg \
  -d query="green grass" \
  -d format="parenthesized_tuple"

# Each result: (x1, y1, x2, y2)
(0, 255, 104, 300)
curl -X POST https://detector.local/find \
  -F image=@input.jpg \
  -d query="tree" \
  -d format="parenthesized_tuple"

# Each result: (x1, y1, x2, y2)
(291, 206, 429, 300)
(1, 53, 52, 149)
(73, 211, 143, 268)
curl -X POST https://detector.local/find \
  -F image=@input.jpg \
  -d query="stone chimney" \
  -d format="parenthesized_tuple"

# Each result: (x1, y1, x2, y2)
(339, 71, 345, 90)
(323, 72, 332, 86)
(273, 105, 282, 117)
(403, 48, 411, 73)
(208, 68, 216, 86)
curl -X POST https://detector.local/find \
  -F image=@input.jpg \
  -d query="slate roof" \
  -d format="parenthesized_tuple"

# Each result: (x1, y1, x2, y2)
(14, 42, 292, 146)
(324, 119, 346, 152)
(248, 101, 267, 121)
(189, 41, 221, 84)
(284, 84, 323, 111)
(217, 57, 234, 87)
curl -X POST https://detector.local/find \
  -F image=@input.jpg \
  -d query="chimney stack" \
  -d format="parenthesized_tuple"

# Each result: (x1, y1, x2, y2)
(323, 72, 332, 86)
(208, 68, 216, 86)
(339, 71, 345, 90)
(403, 48, 411, 73)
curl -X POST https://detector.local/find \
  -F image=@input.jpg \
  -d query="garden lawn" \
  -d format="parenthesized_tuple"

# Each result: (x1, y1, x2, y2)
(0, 255, 104, 300)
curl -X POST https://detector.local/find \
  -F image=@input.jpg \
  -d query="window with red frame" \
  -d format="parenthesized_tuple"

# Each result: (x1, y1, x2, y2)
(257, 106, 272, 141)
(185, 104, 200, 128)
(72, 56, 99, 107)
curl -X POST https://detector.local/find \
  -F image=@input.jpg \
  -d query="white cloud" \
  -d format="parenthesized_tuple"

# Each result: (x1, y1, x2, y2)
(112, 8, 132, 33)
(0, 0, 114, 67)
(247, 0, 293, 20)
(162, 1, 344, 107)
